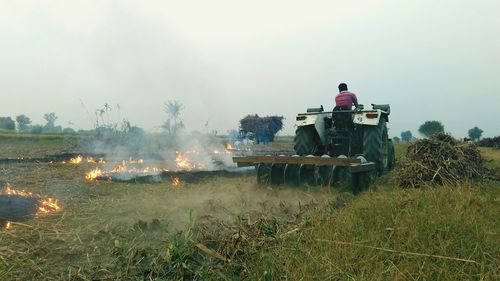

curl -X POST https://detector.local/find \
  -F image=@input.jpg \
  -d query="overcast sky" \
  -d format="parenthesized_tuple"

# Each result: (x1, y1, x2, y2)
(1, 0, 499, 137)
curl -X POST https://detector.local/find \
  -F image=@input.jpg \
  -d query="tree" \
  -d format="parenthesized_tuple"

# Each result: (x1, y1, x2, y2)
(16, 114, 32, 131)
(393, 136, 401, 143)
(162, 100, 184, 136)
(43, 112, 61, 132)
(468, 126, 483, 141)
(239, 114, 284, 143)
(401, 130, 413, 142)
(0, 117, 15, 130)
(418, 120, 444, 137)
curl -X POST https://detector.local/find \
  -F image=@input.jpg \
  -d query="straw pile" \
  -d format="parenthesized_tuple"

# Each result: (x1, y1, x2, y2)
(396, 134, 484, 187)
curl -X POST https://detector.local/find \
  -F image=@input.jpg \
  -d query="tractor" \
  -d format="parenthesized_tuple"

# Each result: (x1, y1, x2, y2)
(294, 104, 395, 174)
(232, 103, 395, 192)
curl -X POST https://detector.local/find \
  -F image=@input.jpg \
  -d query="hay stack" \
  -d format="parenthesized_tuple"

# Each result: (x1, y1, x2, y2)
(396, 133, 484, 187)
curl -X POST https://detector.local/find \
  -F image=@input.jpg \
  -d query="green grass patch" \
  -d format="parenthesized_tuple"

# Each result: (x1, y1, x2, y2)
(249, 182, 499, 280)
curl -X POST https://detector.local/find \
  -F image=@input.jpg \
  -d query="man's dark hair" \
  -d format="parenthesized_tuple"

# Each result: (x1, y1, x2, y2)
(338, 83, 348, 92)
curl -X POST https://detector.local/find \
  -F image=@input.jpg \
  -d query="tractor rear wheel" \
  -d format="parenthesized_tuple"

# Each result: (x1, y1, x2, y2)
(294, 126, 321, 156)
(363, 119, 389, 174)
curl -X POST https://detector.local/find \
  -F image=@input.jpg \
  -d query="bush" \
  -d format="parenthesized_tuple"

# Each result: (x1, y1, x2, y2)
(0, 117, 15, 130)
(63, 128, 76, 134)
(31, 125, 44, 134)
(478, 136, 500, 148)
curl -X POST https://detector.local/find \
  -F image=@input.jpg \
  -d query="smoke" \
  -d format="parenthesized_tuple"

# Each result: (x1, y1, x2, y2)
(80, 125, 236, 178)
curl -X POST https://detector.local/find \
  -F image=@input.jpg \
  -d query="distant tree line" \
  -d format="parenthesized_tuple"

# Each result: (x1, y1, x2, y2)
(398, 121, 486, 142)
(0, 113, 75, 134)
(477, 136, 499, 148)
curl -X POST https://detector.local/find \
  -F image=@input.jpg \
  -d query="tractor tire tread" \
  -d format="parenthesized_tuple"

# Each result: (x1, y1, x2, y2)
(363, 119, 388, 174)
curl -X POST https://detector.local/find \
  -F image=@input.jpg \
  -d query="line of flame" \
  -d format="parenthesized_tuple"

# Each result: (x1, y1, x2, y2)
(69, 155, 106, 164)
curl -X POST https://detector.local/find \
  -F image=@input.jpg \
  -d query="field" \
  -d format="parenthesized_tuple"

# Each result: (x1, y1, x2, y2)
(0, 134, 499, 280)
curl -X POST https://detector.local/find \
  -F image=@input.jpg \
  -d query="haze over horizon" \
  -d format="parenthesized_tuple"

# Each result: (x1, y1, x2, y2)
(1, 0, 499, 138)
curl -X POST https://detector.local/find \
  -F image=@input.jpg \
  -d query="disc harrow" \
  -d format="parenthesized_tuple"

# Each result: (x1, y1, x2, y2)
(232, 154, 376, 193)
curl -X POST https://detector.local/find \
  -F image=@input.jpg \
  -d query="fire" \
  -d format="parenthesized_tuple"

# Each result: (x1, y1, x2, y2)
(226, 143, 233, 150)
(171, 176, 181, 186)
(69, 155, 106, 164)
(6, 221, 11, 229)
(175, 153, 194, 171)
(0, 183, 61, 216)
(69, 155, 83, 164)
(38, 198, 61, 214)
(87, 157, 106, 163)
(175, 151, 205, 171)
(1, 184, 34, 196)
(85, 167, 103, 181)
(83, 152, 211, 182)
(84, 159, 164, 182)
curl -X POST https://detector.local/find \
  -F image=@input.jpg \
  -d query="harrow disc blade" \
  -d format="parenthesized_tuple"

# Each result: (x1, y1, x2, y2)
(317, 155, 334, 187)
(284, 164, 300, 186)
(299, 164, 317, 186)
(270, 164, 285, 185)
(318, 165, 335, 186)
(331, 155, 349, 187)
(257, 163, 272, 184)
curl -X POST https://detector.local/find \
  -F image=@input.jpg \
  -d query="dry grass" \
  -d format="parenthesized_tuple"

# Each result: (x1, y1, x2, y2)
(0, 147, 335, 280)
(251, 182, 499, 280)
(481, 147, 500, 169)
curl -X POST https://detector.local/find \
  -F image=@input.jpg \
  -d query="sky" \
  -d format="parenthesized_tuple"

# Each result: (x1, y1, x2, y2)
(1, 0, 499, 138)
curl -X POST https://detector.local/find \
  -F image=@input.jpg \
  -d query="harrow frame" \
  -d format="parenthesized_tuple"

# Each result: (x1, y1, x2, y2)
(232, 155, 376, 193)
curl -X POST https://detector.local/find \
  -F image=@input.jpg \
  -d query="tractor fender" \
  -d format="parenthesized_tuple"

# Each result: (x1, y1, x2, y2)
(295, 114, 318, 127)
(353, 109, 387, 126)
(295, 113, 329, 145)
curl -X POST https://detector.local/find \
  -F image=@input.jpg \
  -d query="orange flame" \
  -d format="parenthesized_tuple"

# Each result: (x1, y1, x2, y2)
(226, 143, 233, 150)
(84, 158, 165, 182)
(175, 153, 194, 171)
(85, 167, 103, 181)
(2, 184, 34, 196)
(69, 155, 106, 164)
(69, 155, 83, 164)
(171, 176, 181, 187)
(175, 151, 206, 171)
(84, 153, 207, 182)
(6, 221, 11, 229)
(87, 156, 106, 163)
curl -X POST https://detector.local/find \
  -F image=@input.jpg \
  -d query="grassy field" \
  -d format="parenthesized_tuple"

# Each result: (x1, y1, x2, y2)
(0, 135, 498, 280)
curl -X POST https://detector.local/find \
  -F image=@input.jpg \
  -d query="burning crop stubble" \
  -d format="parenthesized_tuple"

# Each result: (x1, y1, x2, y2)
(0, 132, 338, 279)
(0, 183, 61, 228)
